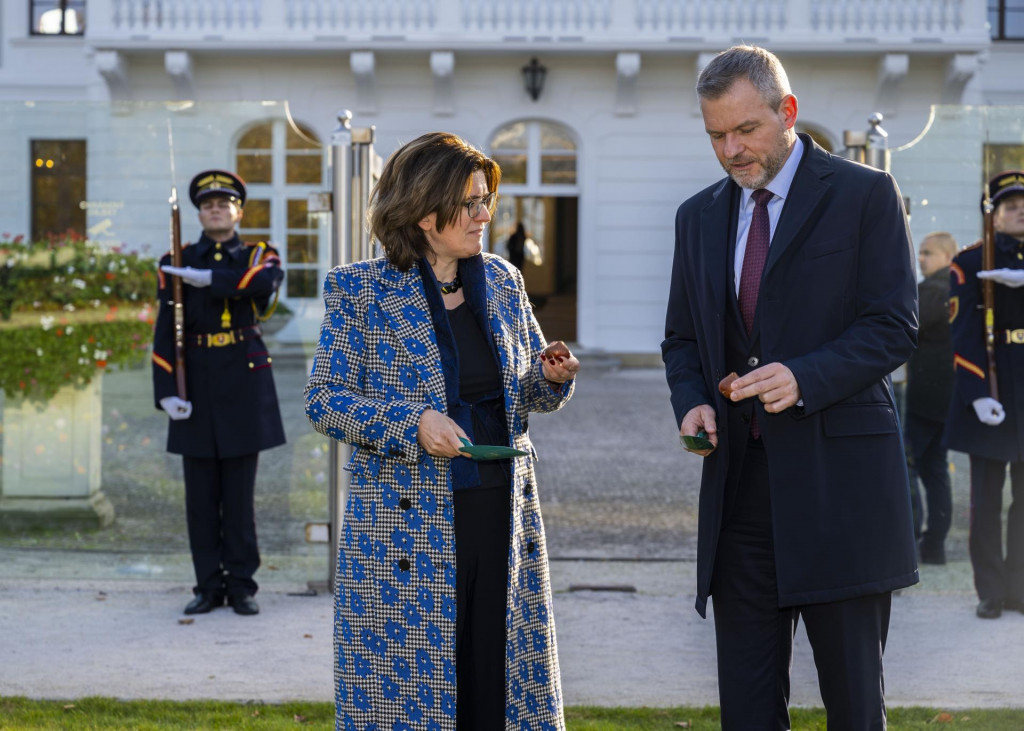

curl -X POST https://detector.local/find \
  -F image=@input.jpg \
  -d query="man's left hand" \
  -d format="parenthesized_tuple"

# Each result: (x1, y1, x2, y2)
(728, 362, 801, 413)
(161, 265, 213, 288)
(977, 268, 1024, 288)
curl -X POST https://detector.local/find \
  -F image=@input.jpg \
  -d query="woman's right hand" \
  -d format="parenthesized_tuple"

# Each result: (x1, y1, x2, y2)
(417, 409, 470, 458)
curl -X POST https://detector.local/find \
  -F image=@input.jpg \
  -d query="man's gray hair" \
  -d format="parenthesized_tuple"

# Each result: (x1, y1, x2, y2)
(697, 45, 792, 110)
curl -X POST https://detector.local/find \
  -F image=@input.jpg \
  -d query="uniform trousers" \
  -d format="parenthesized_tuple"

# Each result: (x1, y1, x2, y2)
(968, 456, 1024, 603)
(711, 441, 891, 730)
(453, 483, 512, 731)
(905, 413, 953, 554)
(182, 453, 260, 598)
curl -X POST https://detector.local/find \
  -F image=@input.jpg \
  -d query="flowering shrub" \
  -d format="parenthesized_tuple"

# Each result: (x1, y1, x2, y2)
(0, 233, 156, 403)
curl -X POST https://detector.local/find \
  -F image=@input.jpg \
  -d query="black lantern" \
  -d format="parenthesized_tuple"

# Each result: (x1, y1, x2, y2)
(521, 57, 547, 102)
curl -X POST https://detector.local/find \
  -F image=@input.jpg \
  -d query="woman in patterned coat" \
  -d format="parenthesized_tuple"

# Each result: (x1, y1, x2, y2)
(304, 132, 579, 730)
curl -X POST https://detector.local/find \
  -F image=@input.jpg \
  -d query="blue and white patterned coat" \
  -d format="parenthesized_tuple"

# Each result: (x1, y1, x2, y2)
(304, 252, 573, 731)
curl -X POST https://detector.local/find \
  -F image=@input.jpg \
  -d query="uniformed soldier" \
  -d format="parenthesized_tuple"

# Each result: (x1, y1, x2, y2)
(945, 170, 1024, 620)
(152, 169, 286, 616)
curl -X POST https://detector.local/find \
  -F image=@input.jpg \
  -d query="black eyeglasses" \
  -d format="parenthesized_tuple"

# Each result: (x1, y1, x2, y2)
(462, 192, 497, 218)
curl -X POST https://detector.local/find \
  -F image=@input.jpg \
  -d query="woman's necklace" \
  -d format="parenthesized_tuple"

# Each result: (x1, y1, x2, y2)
(439, 271, 462, 294)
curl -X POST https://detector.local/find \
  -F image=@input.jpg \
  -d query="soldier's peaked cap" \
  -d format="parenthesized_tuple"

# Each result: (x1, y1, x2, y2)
(189, 169, 247, 208)
(982, 170, 1024, 212)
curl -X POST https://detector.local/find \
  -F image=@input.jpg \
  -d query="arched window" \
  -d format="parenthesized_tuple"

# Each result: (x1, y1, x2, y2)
(490, 120, 578, 189)
(235, 120, 324, 299)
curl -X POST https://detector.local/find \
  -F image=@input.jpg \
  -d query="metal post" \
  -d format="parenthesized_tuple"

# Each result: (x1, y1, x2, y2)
(327, 110, 354, 594)
(325, 111, 379, 593)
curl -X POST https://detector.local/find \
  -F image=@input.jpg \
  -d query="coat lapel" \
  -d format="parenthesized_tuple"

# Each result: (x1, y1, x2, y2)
(764, 136, 833, 278)
(373, 261, 447, 412)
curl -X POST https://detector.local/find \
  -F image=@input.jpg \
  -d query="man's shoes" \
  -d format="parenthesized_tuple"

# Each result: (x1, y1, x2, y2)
(228, 594, 260, 615)
(1003, 598, 1024, 614)
(184, 592, 225, 615)
(976, 598, 1002, 619)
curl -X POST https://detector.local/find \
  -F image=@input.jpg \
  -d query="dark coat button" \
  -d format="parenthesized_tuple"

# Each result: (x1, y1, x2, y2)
(523, 481, 533, 495)
(388, 446, 404, 457)
(527, 541, 536, 554)
(741, 412, 750, 423)
(398, 558, 410, 571)
(399, 498, 412, 510)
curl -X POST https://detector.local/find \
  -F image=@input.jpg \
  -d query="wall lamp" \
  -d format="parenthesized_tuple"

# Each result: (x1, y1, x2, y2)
(521, 57, 547, 101)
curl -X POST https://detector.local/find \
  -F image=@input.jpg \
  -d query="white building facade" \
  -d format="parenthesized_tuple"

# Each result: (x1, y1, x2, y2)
(1, 0, 1021, 355)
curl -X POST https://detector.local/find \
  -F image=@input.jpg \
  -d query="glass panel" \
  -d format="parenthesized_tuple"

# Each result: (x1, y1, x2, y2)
(494, 154, 527, 184)
(286, 233, 318, 264)
(287, 268, 319, 298)
(285, 153, 321, 185)
(1006, 7, 1024, 37)
(286, 123, 320, 150)
(985, 144, 1024, 179)
(540, 154, 577, 185)
(33, 2, 84, 35)
(490, 122, 527, 150)
(539, 122, 576, 151)
(236, 152, 272, 183)
(238, 123, 272, 149)
(286, 198, 310, 228)
(243, 199, 271, 228)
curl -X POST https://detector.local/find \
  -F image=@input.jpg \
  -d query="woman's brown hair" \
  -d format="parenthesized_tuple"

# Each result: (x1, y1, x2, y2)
(368, 132, 501, 271)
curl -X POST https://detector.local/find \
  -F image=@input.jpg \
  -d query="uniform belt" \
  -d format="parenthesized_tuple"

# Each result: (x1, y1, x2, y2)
(186, 325, 262, 348)
(998, 328, 1024, 345)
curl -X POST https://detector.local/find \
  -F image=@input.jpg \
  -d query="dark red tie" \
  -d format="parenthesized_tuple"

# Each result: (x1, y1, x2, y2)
(738, 188, 773, 335)
(738, 188, 772, 438)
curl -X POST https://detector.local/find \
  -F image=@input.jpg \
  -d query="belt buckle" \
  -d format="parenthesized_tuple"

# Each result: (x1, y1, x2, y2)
(208, 331, 235, 347)
(1010, 329, 1024, 345)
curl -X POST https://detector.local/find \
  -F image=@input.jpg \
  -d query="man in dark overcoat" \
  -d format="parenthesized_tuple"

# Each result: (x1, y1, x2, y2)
(662, 46, 918, 728)
(945, 170, 1024, 619)
(152, 169, 286, 616)
(906, 232, 957, 564)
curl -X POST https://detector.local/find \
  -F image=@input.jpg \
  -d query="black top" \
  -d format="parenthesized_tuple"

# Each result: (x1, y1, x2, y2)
(447, 302, 510, 488)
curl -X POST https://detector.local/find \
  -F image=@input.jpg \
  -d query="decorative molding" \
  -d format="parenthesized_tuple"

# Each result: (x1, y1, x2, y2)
(164, 51, 194, 100)
(615, 52, 641, 117)
(350, 51, 377, 114)
(943, 53, 981, 104)
(95, 50, 129, 100)
(430, 51, 455, 116)
(874, 53, 908, 113)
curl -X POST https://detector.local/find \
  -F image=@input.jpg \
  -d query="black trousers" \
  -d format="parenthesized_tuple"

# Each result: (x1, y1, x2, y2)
(968, 455, 1024, 603)
(906, 413, 952, 550)
(182, 453, 260, 597)
(711, 443, 890, 730)
(453, 484, 511, 731)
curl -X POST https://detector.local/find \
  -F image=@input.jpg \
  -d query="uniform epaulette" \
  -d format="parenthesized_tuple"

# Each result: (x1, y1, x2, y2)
(960, 239, 983, 253)
(163, 241, 192, 256)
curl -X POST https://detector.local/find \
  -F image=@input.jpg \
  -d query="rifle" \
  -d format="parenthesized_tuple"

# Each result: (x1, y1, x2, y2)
(981, 187, 999, 401)
(167, 119, 187, 400)
(170, 186, 187, 401)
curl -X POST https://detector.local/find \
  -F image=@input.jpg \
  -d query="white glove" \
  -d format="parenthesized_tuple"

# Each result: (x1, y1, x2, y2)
(161, 265, 212, 288)
(160, 396, 193, 421)
(977, 268, 1024, 288)
(972, 397, 1006, 426)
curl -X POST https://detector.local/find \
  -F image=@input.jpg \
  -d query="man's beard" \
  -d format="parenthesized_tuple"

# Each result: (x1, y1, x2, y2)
(726, 127, 792, 190)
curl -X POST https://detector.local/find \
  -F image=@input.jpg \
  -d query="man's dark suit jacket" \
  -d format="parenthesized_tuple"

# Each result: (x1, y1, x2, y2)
(662, 134, 920, 617)
(906, 266, 953, 423)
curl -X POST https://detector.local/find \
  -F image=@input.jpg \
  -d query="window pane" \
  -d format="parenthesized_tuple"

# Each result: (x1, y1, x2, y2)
(540, 155, 576, 185)
(237, 152, 272, 184)
(31, 140, 86, 240)
(1007, 8, 1024, 37)
(540, 122, 576, 151)
(238, 123, 273, 149)
(286, 153, 321, 185)
(287, 268, 319, 298)
(491, 122, 528, 150)
(495, 154, 527, 184)
(244, 199, 271, 228)
(286, 123, 320, 150)
(287, 198, 312, 228)
(286, 234, 318, 264)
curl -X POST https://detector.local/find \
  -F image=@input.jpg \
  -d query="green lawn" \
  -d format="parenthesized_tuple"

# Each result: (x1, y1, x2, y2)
(2, 698, 1022, 730)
